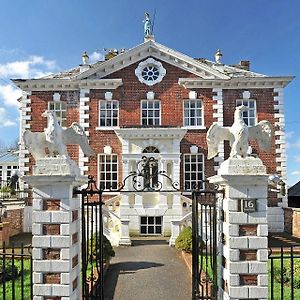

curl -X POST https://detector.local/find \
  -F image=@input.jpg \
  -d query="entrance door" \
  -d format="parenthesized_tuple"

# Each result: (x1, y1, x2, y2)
(140, 216, 162, 235)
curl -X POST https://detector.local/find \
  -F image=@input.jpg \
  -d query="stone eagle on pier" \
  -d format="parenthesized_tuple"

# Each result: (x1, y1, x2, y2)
(23, 110, 95, 160)
(207, 105, 273, 159)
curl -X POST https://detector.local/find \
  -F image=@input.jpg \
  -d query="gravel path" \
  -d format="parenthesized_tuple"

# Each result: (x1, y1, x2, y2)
(103, 238, 191, 300)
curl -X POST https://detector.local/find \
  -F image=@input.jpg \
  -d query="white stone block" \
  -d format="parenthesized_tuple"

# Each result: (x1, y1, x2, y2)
(228, 286, 248, 298)
(51, 211, 71, 223)
(52, 284, 70, 296)
(248, 237, 268, 249)
(228, 224, 239, 236)
(33, 272, 43, 284)
(228, 212, 248, 224)
(248, 262, 268, 274)
(32, 236, 51, 248)
(51, 236, 71, 248)
(32, 224, 43, 235)
(228, 261, 248, 273)
(33, 284, 52, 295)
(61, 273, 71, 285)
(258, 274, 268, 286)
(257, 224, 268, 237)
(228, 237, 248, 249)
(32, 198, 44, 210)
(248, 213, 268, 225)
(257, 249, 269, 262)
(228, 274, 240, 286)
(248, 286, 268, 298)
(32, 248, 43, 260)
(32, 211, 51, 223)
(223, 199, 238, 212)
(61, 224, 71, 235)
(33, 297, 44, 300)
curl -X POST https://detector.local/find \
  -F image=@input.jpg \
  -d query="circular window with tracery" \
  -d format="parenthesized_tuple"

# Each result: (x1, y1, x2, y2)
(142, 65, 160, 82)
(135, 58, 166, 86)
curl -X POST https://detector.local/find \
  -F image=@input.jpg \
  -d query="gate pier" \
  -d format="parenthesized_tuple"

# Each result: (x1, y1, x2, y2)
(25, 158, 85, 300)
(210, 157, 268, 300)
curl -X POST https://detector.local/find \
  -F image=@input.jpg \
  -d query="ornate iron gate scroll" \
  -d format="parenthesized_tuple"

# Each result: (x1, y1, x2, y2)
(192, 188, 219, 300)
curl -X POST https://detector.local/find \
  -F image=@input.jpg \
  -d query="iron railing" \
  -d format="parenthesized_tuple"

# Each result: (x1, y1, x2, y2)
(269, 245, 300, 300)
(0, 242, 33, 300)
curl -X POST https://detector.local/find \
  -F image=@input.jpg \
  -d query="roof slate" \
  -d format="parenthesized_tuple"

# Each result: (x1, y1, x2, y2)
(288, 181, 300, 197)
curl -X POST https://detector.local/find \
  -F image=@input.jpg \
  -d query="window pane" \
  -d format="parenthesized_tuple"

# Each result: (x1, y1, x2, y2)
(155, 226, 162, 234)
(141, 226, 147, 234)
(155, 217, 162, 224)
(148, 226, 154, 234)
(148, 217, 154, 224)
(141, 217, 147, 224)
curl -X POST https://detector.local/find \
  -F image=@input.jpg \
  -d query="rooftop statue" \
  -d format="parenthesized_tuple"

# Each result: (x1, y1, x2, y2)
(23, 110, 95, 161)
(143, 12, 152, 36)
(207, 105, 273, 159)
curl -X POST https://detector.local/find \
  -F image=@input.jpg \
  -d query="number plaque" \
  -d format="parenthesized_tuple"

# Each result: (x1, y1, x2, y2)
(241, 199, 257, 213)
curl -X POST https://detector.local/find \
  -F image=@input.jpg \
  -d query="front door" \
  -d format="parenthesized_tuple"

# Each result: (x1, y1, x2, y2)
(140, 216, 162, 235)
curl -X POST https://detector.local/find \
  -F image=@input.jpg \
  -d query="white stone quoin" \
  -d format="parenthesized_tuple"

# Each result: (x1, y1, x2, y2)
(209, 157, 269, 300)
(25, 158, 86, 300)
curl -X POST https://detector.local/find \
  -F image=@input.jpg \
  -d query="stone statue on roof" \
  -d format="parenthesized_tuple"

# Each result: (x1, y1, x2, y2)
(143, 12, 152, 36)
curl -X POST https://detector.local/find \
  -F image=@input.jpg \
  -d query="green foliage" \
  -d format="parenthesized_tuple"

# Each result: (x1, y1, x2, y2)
(274, 259, 300, 289)
(89, 233, 115, 261)
(0, 260, 19, 283)
(0, 185, 11, 193)
(175, 226, 192, 253)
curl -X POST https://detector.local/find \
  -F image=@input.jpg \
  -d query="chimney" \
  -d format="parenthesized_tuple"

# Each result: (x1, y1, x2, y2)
(238, 60, 250, 71)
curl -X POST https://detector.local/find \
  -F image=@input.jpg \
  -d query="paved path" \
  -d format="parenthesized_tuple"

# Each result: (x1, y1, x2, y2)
(104, 238, 192, 300)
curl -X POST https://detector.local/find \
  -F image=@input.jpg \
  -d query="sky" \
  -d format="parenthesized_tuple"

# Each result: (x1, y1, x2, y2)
(0, 0, 299, 185)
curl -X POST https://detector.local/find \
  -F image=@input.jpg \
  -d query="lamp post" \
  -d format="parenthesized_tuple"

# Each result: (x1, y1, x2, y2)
(268, 173, 286, 196)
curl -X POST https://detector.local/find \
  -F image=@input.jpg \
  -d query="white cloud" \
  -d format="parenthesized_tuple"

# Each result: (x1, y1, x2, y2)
(89, 51, 105, 63)
(0, 84, 22, 107)
(0, 55, 57, 79)
(0, 107, 17, 127)
(286, 131, 295, 139)
(294, 155, 300, 163)
(291, 171, 300, 176)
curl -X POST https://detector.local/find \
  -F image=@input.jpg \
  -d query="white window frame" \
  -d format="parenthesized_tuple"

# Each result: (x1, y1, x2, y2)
(98, 100, 119, 129)
(140, 100, 161, 126)
(48, 101, 67, 127)
(183, 99, 204, 128)
(140, 216, 163, 235)
(236, 99, 257, 126)
(98, 154, 118, 191)
(184, 153, 205, 191)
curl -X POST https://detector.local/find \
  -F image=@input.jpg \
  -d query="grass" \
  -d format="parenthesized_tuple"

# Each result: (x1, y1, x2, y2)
(268, 256, 300, 299)
(0, 259, 32, 299)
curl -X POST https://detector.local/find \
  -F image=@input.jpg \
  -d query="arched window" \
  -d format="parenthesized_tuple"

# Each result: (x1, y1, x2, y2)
(142, 146, 160, 153)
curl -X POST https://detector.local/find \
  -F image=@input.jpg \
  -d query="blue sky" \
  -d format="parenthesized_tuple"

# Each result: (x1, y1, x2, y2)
(0, 0, 299, 185)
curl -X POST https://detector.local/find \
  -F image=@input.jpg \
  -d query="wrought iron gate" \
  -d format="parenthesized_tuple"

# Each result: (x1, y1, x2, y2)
(192, 189, 219, 300)
(75, 156, 181, 299)
(75, 176, 104, 299)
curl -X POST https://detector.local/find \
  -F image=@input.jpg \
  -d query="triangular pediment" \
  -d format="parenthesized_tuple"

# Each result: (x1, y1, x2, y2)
(75, 40, 230, 81)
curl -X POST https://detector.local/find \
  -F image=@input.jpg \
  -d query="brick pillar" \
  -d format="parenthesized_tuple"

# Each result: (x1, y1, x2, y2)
(210, 157, 268, 300)
(25, 158, 86, 300)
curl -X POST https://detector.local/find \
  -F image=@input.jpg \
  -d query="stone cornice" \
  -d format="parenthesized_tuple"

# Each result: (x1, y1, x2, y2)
(178, 76, 295, 89)
(114, 127, 187, 140)
(12, 78, 123, 91)
(75, 40, 230, 80)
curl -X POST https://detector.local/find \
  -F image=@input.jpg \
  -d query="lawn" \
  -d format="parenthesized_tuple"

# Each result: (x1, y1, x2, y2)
(0, 259, 32, 299)
(268, 256, 300, 299)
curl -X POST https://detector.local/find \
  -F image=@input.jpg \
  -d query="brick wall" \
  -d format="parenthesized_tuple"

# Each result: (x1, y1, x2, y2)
(284, 208, 300, 237)
(2, 208, 24, 236)
(26, 58, 280, 206)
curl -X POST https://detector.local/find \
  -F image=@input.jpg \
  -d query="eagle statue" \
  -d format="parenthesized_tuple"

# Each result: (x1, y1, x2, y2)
(207, 105, 273, 159)
(23, 110, 95, 160)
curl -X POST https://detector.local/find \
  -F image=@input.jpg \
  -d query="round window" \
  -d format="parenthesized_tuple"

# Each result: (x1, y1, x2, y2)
(141, 65, 160, 82)
(135, 58, 166, 86)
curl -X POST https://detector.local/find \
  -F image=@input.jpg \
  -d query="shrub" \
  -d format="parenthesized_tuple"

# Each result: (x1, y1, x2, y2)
(175, 226, 192, 253)
(0, 260, 19, 283)
(89, 233, 115, 261)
